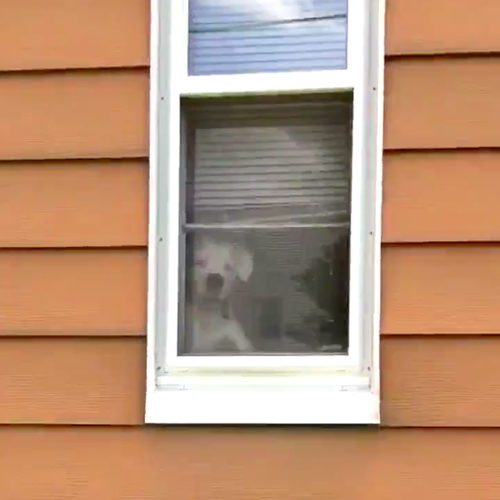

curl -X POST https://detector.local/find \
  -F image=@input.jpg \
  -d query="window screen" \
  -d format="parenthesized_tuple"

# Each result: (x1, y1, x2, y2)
(188, 0, 348, 75)
(180, 95, 352, 355)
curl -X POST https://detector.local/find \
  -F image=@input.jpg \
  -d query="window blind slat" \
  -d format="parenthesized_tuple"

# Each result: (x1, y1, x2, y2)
(185, 96, 352, 225)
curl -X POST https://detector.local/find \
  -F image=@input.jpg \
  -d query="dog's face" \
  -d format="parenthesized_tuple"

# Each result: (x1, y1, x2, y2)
(191, 236, 253, 301)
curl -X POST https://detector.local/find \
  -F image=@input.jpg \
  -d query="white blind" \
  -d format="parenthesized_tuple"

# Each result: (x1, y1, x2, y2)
(188, 0, 348, 75)
(184, 96, 352, 225)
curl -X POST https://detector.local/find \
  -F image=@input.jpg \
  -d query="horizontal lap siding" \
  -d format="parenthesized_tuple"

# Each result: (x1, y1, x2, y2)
(1, 335, 499, 426)
(382, 337, 500, 426)
(383, 151, 500, 243)
(2, 427, 500, 500)
(386, 0, 500, 55)
(0, 70, 148, 160)
(382, 245, 500, 335)
(385, 58, 500, 149)
(0, 338, 145, 425)
(0, 0, 149, 71)
(0, 249, 146, 335)
(0, 160, 148, 247)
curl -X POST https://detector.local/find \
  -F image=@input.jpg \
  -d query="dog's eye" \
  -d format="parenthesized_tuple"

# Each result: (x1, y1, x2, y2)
(195, 259, 207, 268)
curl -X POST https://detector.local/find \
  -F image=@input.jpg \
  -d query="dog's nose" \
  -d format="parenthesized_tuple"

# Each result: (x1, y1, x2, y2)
(206, 273, 224, 291)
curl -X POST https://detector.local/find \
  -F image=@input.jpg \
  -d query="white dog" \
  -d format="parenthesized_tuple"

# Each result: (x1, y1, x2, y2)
(187, 236, 255, 353)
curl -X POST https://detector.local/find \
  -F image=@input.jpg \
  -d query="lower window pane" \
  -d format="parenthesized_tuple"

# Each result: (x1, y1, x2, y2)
(180, 227, 349, 355)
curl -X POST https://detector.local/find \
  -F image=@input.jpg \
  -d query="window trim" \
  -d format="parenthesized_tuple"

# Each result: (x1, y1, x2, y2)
(146, 0, 385, 424)
(181, 70, 354, 96)
(166, 0, 365, 372)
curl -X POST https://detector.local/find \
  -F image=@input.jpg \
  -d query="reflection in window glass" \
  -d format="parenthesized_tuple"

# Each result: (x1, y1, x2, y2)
(188, 0, 348, 75)
(179, 95, 352, 355)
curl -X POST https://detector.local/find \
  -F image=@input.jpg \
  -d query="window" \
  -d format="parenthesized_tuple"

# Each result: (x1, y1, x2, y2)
(147, 0, 385, 424)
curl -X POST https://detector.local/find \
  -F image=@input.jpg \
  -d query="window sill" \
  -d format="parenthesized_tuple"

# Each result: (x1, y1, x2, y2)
(146, 374, 379, 424)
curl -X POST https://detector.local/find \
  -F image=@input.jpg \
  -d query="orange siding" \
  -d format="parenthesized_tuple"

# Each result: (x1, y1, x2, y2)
(0, 338, 144, 425)
(0, 160, 148, 247)
(386, 0, 500, 55)
(1, 335, 500, 426)
(0, 70, 148, 160)
(382, 244, 500, 334)
(2, 427, 500, 500)
(0, 249, 146, 335)
(385, 58, 500, 149)
(0, 0, 149, 71)
(382, 337, 500, 426)
(383, 151, 500, 242)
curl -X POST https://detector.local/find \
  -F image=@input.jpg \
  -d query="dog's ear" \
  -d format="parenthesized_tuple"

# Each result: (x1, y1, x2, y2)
(231, 246, 253, 282)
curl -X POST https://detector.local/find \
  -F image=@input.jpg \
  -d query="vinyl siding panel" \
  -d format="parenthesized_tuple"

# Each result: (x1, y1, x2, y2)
(382, 244, 500, 335)
(2, 427, 500, 500)
(0, 159, 148, 247)
(0, 249, 146, 336)
(0, 335, 499, 426)
(382, 336, 500, 426)
(382, 151, 500, 243)
(385, 57, 500, 149)
(0, 0, 149, 71)
(0, 338, 145, 425)
(0, 69, 148, 160)
(386, 0, 500, 55)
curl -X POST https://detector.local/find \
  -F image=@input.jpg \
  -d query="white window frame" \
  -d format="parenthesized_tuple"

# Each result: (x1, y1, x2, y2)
(146, 0, 385, 424)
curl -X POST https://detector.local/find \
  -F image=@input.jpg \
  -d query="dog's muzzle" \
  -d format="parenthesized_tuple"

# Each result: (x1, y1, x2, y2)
(206, 273, 224, 292)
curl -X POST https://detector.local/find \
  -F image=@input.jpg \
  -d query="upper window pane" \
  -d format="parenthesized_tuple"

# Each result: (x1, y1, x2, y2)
(188, 0, 348, 75)
(183, 94, 352, 225)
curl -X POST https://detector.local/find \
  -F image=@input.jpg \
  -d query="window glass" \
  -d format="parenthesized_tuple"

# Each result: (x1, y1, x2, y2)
(180, 95, 352, 355)
(188, 0, 348, 75)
